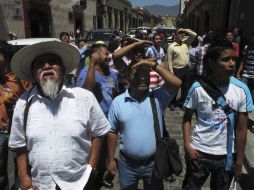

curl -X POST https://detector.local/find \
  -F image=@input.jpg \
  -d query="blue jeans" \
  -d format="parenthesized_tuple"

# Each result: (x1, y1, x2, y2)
(0, 132, 9, 190)
(118, 156, 163, 190)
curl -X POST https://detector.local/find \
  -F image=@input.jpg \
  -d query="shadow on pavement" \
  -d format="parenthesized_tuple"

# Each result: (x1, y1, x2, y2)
(239, 168, 254, 190)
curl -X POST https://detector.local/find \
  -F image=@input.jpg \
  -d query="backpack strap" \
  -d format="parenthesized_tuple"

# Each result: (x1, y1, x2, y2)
(151, 46, 159, 58)
(198, 79, 235, 171)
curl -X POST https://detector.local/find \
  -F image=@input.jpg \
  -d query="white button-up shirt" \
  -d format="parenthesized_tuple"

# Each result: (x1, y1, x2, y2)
(9, 86, 110, 190)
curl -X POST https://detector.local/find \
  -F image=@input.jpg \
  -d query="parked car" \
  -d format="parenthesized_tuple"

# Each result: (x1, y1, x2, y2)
(156, 27, 176, 44)
(126, 29, 136, 38)
(137, 27, 152, 35)
(85, 29, 122, 45)
(7, 38, 76, 86)
(8, 38, 61, 53)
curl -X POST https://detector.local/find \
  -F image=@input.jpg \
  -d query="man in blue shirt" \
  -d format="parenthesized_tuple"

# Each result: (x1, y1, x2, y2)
(107, 59, 181, 190)
(77, 44, 118, 116)
(77, 43, 118, 188)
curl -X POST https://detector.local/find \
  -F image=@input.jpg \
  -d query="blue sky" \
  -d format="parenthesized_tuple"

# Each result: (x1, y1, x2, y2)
(131, 0, 179, 7)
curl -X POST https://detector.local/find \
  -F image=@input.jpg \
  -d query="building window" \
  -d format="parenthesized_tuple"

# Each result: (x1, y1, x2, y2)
(93, 16, 97, 29)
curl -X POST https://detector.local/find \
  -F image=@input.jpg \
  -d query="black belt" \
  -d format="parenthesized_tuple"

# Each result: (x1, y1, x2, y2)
(119, 151, 154, 165)
(198, 151, 228, 160)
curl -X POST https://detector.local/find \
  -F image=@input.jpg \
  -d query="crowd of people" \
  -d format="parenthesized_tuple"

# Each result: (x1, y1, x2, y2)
(0, 26, 253, 190)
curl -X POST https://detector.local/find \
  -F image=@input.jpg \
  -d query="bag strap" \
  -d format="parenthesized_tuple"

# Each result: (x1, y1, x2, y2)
(198, 78, 234, 171)
(150, 95, 161, 142)
(23, 87, 35, 140)
(151, 46, 159, 58)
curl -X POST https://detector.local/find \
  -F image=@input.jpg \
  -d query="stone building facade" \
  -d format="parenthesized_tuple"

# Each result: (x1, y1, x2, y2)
(96, 0, 132, 33)
(180, 0, 254, 40)
(0, 0, 96, 39)
(0, 0, 161, 40)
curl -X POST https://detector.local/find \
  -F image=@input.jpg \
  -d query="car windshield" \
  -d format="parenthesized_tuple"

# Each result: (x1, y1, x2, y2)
(86, 32, 111, 41)
(127, 30, 136, 35)
(157, 29, 176, 35)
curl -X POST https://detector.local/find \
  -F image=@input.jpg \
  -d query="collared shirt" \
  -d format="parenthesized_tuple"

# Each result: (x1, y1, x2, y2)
(108, 85, 173, 160)
(9, 85, 110, 190)
(167, 29, 197, 72)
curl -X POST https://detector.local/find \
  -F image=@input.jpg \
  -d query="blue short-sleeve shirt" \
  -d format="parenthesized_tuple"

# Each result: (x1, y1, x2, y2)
(108, 85, 173, 159)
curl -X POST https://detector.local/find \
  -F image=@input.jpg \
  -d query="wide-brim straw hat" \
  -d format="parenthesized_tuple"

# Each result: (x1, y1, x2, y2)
(11, 40, 80, 82)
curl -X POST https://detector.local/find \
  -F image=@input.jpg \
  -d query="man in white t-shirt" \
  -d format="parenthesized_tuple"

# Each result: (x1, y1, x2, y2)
(182, 41, 254, 190)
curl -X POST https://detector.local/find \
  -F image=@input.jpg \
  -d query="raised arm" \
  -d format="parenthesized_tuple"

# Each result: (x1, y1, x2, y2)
(83, 51, 100, 91)
(181, 28, 197, 46)
(133, 59, 182, 94)
(112, 40, 150, 59)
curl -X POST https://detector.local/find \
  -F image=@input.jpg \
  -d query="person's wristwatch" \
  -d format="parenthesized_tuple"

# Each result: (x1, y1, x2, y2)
(152, 61, 159, 70)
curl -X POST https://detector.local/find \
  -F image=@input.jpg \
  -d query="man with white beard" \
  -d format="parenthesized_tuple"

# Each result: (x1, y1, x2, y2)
(8, 41, 111, 190)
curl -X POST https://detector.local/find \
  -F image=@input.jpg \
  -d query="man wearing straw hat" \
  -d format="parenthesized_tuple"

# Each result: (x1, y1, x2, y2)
(8, 40, 110, 190)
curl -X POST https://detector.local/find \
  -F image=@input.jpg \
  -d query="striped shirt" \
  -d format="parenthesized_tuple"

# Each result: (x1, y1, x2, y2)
(149, 69, 164, 89)
(196, 44, 209, 76)
(242, 45, 254, 79)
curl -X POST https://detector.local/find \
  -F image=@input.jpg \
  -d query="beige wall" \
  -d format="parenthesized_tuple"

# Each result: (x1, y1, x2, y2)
(161, 16, 176, 28)
(0, 0, 25, 39)
(83, 0, 96, 31)
(107, 0, 132, 32)
(50, 0, 74, 38)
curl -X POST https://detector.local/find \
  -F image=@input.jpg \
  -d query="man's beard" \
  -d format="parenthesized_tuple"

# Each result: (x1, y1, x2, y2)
(38, 71, 62, 100)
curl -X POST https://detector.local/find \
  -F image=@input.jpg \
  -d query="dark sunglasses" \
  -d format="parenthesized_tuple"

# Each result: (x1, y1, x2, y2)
(32, 54, 62, 69)
(220, 56, 237, 62)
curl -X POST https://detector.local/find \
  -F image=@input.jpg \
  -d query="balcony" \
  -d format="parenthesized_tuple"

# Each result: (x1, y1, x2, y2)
(72, 0, 87, 9)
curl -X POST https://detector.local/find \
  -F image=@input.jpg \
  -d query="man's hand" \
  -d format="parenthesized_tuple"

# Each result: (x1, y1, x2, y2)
(234, 163, 242, 180)
(90, 51, 104, 65)
(134, 40, 153, 46)
(106, 159, 118, 176)
(132, 59, 155, 68)
(184, 145, 200, 161)
(19, 174, 36, 190)
(0, 118, 8, 131)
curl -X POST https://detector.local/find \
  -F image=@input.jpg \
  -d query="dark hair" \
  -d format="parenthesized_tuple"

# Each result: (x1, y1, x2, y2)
(0, 40, 15, 60)
(59, 32, 69, 39)
(153, 33, 161, 41)
(78, 39, 87, 44)
(203, 31, 217, 45)
(203, 40, 233, 74)
(88, 43, 108, 57)
(191, 37, 199, 47)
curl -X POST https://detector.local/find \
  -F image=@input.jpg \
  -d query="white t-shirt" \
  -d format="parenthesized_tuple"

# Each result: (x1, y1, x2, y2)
(184, 77, 254, 155)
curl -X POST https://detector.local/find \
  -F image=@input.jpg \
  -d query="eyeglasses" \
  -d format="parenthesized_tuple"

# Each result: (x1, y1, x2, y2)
(220, 56, 237, 62)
